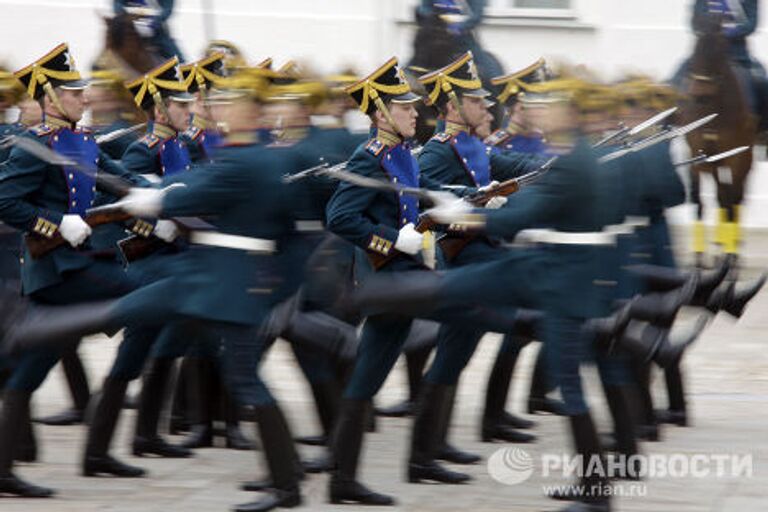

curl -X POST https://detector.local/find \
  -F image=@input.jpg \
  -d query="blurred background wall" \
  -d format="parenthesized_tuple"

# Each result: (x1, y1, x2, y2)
(1, 0, 767, 229)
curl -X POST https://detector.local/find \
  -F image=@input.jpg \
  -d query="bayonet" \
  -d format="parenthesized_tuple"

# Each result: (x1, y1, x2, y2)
(94, 123, 147, 145)
(673, 145, 750, 167)
(598, 113, 718, 163)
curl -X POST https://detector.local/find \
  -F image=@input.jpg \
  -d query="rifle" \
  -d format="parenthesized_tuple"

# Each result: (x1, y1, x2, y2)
(366, 158, 557, 269)
(24, 208, 136, 259)
(598, 113, 718, 164)
(593, 107, 678, 148)
(113, 215, 215, 265)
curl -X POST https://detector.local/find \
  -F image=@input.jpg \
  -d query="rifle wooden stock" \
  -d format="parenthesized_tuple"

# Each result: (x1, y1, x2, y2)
(363, 167, 550, 269)
(117, 235, 167, 264)
(117, 217, 213, 265)
(24, 209, 134, 259)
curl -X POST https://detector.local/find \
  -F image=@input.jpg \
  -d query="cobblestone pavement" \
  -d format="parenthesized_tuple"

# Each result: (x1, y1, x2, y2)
(2, 230, 767, 512)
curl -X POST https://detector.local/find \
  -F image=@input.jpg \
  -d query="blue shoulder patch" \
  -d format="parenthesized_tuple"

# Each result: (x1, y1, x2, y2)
(29, 124, 54, 137)
(365, 138, 385, 156)
(431, 132, 452, 143)
(139, 133, 160, 149)
(484, 129, 511, 147)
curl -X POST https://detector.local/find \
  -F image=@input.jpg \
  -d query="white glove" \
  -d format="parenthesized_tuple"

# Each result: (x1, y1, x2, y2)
(120, 187, 165, 217)
(426, 192, 473, 225)
(484, 196, 508, 209)
(394, 223, 424, 255)
(478, 180, 500, 193)
(153, 220, 179, 242)
(59, 214, 92, 247)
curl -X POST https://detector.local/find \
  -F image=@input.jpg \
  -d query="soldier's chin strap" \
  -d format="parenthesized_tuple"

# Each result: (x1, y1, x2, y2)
(369, 88, 406, 141)
(148, 82, 172, 124)
(443, 80, 473, 131)
(41, 82, 70, 123)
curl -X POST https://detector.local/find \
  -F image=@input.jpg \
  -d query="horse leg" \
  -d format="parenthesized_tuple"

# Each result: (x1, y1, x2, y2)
(690, 168, 706, 268)
(728, 153, 753, 274)
(715, 164, 739, 270)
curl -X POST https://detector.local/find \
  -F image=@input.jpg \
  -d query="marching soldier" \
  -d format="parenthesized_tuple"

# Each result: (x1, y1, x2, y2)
(477, 59, 557, 448)
(181, 51, 227, 163)
(175, 52, 254, 452)
(0, 43, 154, 497)
(34, 60, 145, 428)
(406, 51, 542, 482)
(1, 66, 312, 512)
(324, 56, 437, 506)
(114, 56, 203, 461)
(354, 77, 620, 511)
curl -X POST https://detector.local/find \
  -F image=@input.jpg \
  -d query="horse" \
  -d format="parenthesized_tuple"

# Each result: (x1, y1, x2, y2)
(94, 12, 163, 79)
(405, 10, 506, 145)
(675, 13, 759, 269)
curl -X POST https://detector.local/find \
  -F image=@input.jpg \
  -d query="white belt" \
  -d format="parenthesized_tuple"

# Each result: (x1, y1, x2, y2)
(604, 223, 635, 236)
(624, 215, 649, 228)
(516, 229, 615, 246)
(190, 231, 276, 253)
(294, 220, 324, 233)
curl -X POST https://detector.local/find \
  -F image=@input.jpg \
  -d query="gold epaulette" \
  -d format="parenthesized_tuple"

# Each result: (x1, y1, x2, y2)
(431, 132, 451, 143)
(138, 134, 160, 149)
(365, 138, 385, 156)
(367, 234, 393, 255)
(31, 216, 58, 238)
(29, 124, 53, 137)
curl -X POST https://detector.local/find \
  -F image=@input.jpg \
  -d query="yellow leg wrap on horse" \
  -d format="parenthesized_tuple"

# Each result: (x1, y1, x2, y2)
(734, 204, 742, 245)
(715, 208, 727, 245)
(723, 222, 738, 254)
(693, 221, 706, 254)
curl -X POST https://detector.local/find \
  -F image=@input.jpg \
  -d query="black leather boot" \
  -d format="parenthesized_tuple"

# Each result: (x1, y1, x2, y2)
(435, 385, 481, 465)
(223, 388, 255, 450)
(706, 273, 767, 318)
(653, 314, 709, 368)
(659, 361, 688, 427)
(627, 275, 698, 327)
(4, 301, 118, 356)
(132, 358, 192, 458)
(83, 377, 146, 477)
(35, 349, 89, 426)
(549, 413, 612, 511)
(605, 316, 708, 369)
(0, 390, 54, 497)
(283, 309, 359, 362)
(630, 359, 661, 442)
(527, 344, 566, 415)
(295, 379, 340, 446)
(408, 382, 471, 484)
(180, 357, 214, 449)
(329, 399, 394, 505)
(353, 271, 442, 317)
(14, 401, 37, 463)
(233, 404, 302, 512)
(603, 385, 641, 480)
(481, 334, 536, 443)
